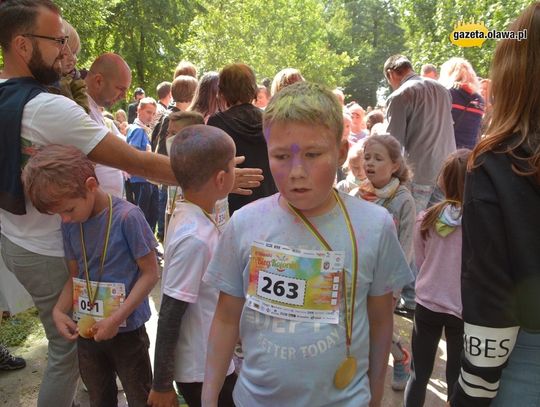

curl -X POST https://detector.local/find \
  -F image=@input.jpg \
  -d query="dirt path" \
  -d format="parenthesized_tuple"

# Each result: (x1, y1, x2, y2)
(1, 286, 448, 407)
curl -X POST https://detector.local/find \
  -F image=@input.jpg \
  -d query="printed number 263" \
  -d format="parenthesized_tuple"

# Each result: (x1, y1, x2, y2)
(257, 271, 305, 306)
(262, 277, 298, 299)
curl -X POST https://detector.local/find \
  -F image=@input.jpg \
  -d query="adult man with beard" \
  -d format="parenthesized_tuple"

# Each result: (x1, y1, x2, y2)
(0, 5, 263, 405)
(0, 2, 174, 406)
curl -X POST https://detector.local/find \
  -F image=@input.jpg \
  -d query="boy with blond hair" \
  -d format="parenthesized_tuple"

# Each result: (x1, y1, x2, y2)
(127, 97, 159, 230)
(148, 125, 237, 407)
(201, 82, 413, 407)
(22, 145, 159, 407)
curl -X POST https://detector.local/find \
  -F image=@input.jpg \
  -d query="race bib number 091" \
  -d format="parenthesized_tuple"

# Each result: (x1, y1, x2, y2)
(72, 278, 126, 327)
(77, 297, 104, 317)
(257, 271, 305, 306)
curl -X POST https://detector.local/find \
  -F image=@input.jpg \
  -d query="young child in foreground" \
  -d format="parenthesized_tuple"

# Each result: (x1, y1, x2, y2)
(148, 125, 238, 407)
(404, 149, 471, 406)
(356, 134, 416, 391)
(201, 82, 413, 407)
(23, 145, 159, 407)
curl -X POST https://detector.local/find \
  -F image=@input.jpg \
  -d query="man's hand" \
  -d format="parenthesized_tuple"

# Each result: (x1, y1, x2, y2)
(147, 389, 179, 407)
(52, 308, 78, 341)
(91, 316, 120, 341)
(232, 156, 263, 195)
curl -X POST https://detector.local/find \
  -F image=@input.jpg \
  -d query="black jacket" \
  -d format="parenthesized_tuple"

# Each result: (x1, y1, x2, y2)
(0, 77, 46, 215)
(207, 104, 277, 214)
(451, 134, 540, 406)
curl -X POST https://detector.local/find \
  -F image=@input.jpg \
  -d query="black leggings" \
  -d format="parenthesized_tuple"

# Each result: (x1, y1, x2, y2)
(404, 303, 464, 407)
(176, 372, 237, 407)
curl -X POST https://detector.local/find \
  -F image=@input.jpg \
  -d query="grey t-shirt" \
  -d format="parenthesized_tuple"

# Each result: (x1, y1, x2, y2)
(204, 193, 413, 407)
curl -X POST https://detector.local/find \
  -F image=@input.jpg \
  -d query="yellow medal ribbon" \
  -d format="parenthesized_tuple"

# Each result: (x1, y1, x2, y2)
(180, 198, 219, 230)
(286, 189, 359, 389)
(79, 194, 113, 312)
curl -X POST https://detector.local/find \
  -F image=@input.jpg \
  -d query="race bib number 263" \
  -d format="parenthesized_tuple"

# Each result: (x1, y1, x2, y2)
(246, 241, 344, 324)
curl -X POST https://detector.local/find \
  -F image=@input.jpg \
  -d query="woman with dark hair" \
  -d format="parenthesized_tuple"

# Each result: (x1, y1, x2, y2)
(450, 3, 540, 406)
(207, 63, 277, 214)
(188, 71, 223, 123)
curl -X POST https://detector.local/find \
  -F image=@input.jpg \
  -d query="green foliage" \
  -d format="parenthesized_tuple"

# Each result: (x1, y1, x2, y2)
(181, 0, 353, 87)
(54, 0, 111, 66)
(393, 0, 531, 78)
(1, 0, 529, 108)
(334, 0, 405, 107)
(56, 0, 200, 98)
(52, 0, 352, 99)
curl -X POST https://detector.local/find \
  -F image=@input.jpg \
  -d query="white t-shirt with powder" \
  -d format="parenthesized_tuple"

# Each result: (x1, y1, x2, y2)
(162, 201, 235, 382)
(87, 94, 125, 198)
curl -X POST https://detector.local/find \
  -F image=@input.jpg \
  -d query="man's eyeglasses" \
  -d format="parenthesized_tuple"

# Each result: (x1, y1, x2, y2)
(22, 34, 69, 48)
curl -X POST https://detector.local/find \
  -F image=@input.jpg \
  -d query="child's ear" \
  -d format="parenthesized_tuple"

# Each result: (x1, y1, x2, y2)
(391, 161, 401, 175)
(214, 170, 226, 191)
(84, 177, 99, 192)
(337, 139, 349, 167)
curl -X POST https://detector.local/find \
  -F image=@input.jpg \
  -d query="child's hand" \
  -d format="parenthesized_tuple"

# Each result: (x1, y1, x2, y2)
(147, 389, 179, 407)
(52, 308, 78, 341)
(91, 316, 120, 341)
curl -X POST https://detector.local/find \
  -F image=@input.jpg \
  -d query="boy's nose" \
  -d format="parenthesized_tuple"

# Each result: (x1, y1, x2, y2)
(289, 160, 308, 179)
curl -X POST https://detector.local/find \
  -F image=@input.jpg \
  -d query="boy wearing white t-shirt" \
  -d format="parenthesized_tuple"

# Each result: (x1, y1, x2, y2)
(201, 82, 413, 407)
(148, 125, 237, 407)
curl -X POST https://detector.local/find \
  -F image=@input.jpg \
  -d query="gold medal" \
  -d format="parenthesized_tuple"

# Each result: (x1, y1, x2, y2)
(76, 194, 113, 339)
(287, 190, 360, 390)
(334, 356, 357, 389)
(77, 315, 96, 338)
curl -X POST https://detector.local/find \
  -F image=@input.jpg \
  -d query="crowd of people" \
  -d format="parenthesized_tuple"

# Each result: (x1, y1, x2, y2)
(0, 1, 539, 407)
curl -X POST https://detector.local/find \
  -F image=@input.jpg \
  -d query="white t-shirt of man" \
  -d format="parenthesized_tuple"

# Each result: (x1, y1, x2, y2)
(0, 86, 108, 257)
(162, 202, 235, 382)
(87, 95, 125, 198)
(204, 192, 413, 407)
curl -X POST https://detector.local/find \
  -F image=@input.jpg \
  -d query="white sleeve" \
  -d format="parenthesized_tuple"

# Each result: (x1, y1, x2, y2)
(203, 217, 246, 298)
(162, 235, 210, 303)
(26, 94, 108, 154)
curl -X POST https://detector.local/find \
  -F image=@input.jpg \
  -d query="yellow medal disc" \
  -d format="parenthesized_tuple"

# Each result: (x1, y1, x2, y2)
(334, 356, 357, 389)
(77, 315, 96, 339)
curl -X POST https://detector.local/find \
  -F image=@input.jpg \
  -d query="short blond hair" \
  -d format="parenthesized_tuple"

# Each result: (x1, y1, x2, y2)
(271, 68, 305, 96)
(138, 97, 157, 110)
(439, 57, 480, 93)
(62, 19, 80, 55)
(264, 81, 343, 145)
